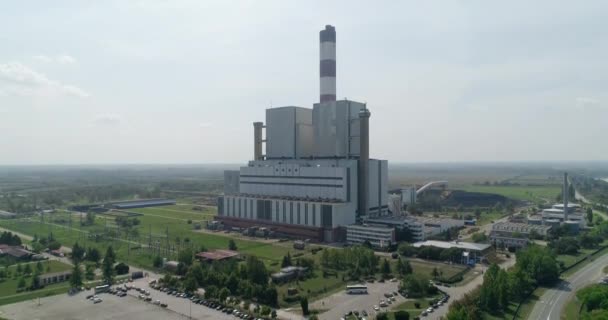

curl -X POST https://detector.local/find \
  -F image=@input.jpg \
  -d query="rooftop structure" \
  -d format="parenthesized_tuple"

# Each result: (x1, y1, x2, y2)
(0, 210, 16, 219)
(110, 198, 176, 209)
(195, 249, 240, 262)
(0, 244, 32, 259)
(412, 240, 491, 252)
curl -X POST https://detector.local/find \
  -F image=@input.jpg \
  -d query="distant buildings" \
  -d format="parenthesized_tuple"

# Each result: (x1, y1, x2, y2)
(0, 244, 32, 260)
(346, 224, 395, 248)
(0, 210, 16, 219)
(362, 216, 464, 242)
(489, 222, 552, 248)
(38, 270, 72, 286)
(271, 266, 308, 283)
(412, 240, 492, 263)
(110, 198, 176, 209)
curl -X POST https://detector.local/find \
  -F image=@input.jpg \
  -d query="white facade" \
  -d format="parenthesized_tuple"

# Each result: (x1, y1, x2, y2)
(346, 224, 395, 247)
(220, 195, 356, 229)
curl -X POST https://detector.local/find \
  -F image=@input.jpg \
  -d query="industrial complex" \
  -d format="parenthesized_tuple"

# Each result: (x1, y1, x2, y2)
(216, 25, 388, 242)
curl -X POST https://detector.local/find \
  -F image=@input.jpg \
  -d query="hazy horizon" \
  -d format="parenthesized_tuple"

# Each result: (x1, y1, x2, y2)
(1, 1, 607, 165)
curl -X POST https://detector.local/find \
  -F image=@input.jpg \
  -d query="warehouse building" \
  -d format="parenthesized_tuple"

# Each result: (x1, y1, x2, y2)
(110, 199, 176, 209)
(490, 222, 552, 249)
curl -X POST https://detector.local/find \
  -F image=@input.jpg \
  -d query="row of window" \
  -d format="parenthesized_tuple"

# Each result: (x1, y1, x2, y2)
(222, 197, 334, 228)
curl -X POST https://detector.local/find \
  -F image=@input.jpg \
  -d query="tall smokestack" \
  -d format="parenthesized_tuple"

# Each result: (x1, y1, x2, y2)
(358, 108, 370, 217)
(253, 122, 263, 160)
(563, 172, 569, 221)
(320, 25, 336, 103)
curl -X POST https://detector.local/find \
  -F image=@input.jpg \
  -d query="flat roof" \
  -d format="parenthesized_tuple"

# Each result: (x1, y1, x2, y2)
(412, 240, 491, 251)
(196, 249, 239, 261)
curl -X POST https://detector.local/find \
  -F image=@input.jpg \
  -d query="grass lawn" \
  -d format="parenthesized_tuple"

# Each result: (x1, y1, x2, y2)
(512, 287, 548, 320)
(560, 246, 608, 278)
(475, 210, 507, 226)
(0, 281, 70, 306)
(2, 260, 71, 274)
(0, 206, 292, 271)
(407, 259, 467, 280)
(461, 185, 561, 203)
(277, 269, 346, 307)
(562, 292, 583, 320)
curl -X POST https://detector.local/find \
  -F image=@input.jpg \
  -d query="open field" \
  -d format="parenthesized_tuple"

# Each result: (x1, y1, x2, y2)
(461, 185, 561, 203)
(0, 205, 292, 270)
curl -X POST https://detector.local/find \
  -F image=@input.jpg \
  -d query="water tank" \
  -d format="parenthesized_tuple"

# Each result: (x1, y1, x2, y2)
(545, 219, 561, 229)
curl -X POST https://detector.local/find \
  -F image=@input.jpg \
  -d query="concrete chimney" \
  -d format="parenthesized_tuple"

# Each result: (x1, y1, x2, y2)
(253, 122, 264, 160)
(563, 172, 569, 221)
(358, 108, 371, 217)
(319, 25, 336, 103)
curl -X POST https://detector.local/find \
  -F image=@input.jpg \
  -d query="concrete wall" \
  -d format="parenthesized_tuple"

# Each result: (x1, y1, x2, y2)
(266, 107, 313, 159)
(312, 100, 365, 157)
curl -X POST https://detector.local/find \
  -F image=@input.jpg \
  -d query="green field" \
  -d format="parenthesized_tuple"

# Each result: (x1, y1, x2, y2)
(0, 205, 292, 270)
(462, 185, 561, 203)
(0, 260, 72, 304)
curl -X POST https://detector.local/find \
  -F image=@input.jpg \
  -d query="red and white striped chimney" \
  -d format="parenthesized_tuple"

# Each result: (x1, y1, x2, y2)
(319, 25, 336, 103)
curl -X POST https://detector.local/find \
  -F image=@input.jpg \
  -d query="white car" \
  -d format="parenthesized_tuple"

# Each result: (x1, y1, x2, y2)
(373, 305, 380, 311)
(93, 297, 102, 304)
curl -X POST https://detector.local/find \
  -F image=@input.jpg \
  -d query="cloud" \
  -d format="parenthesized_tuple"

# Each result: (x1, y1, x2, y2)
(33, 54, 77, 64)
(199, 122, 213, 128)
(0, 62, 89, 98)
(93, 114, 125, 127)
(576, 97, 601, 109)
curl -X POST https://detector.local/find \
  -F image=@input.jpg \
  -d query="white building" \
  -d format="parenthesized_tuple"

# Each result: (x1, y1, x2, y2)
(490, 222, 552, 248)
(363, 216, 464, 242)
(346, 224, 395, 248)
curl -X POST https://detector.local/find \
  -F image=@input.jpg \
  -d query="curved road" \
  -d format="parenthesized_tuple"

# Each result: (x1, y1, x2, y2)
(528, 251, 608, 320)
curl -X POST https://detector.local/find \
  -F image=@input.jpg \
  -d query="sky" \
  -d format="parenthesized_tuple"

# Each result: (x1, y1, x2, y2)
(0, 1, 607, 165)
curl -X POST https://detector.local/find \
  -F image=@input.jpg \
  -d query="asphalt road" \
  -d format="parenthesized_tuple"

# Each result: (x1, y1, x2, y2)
(429, 254, 516, 320)
(528, 251, 608, 320)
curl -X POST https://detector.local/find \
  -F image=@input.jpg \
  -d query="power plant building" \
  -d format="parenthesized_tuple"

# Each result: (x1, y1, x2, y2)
(216, 25, 388, 242)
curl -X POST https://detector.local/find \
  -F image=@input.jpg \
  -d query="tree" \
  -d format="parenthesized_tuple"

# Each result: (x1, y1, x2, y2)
(102, 256, 115, 284)
(300, 296, 309, 315)
(48, 241, 61, 251)
(86, 247, 101, 265)
(153, 256, 163, 268)
(104, 246, 116, 265)
(71, 242, 85, 263)
(178, 248, 193, 267)
(281, 252, 292, 268)
(16, 263, 22, 274)
(30, 272, 41, 290)
(36, 261, 43, 273)
(381, 258, 391, 277)
(587, 208, 594, 224)
(70, 263, 83, 288)
(228, 239, 237, 251)
(17, 277, 26, 291)
(431, 267, 440, 279)
(24, 263, 32, 275)
(114, 262, 130, 275)
(85, 211, 95, 226)
(218, 287, 230, 303)
(394, 310, 410, 320)
(85, 264, 95, 280)
(271, 309, 277, 319)
(376, 313, 388, 320)
(183, 273, 197, 293)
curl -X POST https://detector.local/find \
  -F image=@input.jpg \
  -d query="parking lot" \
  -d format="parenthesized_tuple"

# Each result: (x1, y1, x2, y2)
(0, 291, 183, 320)
(0, 277, 239, 320)
(310, 280, 404, 320)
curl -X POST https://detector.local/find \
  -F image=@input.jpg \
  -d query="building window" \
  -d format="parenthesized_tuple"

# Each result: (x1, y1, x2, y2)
(238, 198, 242, 218)
(297, 203, 301, 225)
(312, 205, 316, 226)
(250, 199, 253, 219)
(290, 202, 294, 224)
(305, 203, 308, 225)
(283, 202, 286, 223)
(275, 201, 279, 221)
(321, 205, 332, 228)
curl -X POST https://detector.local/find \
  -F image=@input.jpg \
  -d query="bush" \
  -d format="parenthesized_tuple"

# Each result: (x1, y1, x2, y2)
(187, 219, 192, 224)
(114, 262, 130, 275)
(394, 310, 410, 320)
